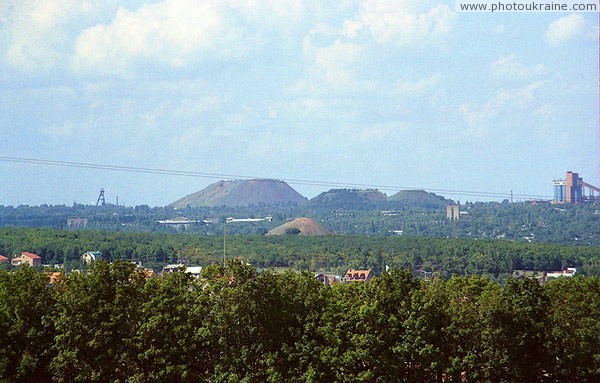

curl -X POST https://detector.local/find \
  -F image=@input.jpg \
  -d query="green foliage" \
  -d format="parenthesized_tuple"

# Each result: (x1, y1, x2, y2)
(1, 200, 600, 246)
(0, 264, 600, 382)
(0, 266, 56, 383)
(545, 277, 600, 382)
(1, 228, 600, 279)
(284, 227, 301, 235)
(50, 261, 145, 382)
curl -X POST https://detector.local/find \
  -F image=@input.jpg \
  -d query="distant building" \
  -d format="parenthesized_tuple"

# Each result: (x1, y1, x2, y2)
(162, 264, 203, 278)
(447, 204, 460, 220)
(67, 218, 88, 228)
(344, 269, 373, 283)
(11, 252, 42, 267)
(157, 217, 197, 229)
(553, 179, 566, 203)
(0, 255, 8, 264)
(81, 251, 102, 265)
(512, 270, 546, 281)
(553, 171, 600, 203)
(546, 268, 577, 279)
(141, 268, 156, 278)
(315, 273, 340, 286)
(47, 272, 62, 285)
(512, 268, 577, 283)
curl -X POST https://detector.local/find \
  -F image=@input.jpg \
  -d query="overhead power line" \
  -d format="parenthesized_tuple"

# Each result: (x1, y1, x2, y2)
(0, 155, 553, 200)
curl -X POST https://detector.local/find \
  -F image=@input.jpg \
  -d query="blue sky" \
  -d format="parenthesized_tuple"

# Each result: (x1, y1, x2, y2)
(0, 0, 598, 206)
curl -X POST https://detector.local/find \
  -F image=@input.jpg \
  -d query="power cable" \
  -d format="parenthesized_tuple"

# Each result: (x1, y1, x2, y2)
(0, 155, 553, 200)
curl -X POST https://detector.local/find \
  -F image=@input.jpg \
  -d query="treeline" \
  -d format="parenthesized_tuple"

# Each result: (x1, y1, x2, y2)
(1, 201, 600, 246)
(1, 228, 600, 276)
(1, 262, 599, 382)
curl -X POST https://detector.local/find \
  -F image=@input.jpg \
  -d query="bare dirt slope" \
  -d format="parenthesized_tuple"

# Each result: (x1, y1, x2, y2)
(265, 217, 332, 236)
(170, 179, 307, 208)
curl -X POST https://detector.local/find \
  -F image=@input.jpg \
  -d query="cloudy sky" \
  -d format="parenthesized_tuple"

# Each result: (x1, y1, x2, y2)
(0, 0, 597, 206)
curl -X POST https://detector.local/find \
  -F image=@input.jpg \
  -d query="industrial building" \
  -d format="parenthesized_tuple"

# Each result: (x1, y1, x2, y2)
(553, 171, 600, 203)
(446, 204, 460, 220)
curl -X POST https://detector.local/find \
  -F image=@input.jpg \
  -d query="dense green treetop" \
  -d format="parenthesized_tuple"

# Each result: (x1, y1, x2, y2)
(0, 262, 598, 382)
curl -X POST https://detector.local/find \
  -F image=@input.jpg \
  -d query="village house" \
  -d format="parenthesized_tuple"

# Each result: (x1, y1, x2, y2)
(81, 251, 102, 265)
(546, 267, 577, 279)
(344, 269, 373, 283)
(0, 255, 9, 264)
(11, 252, 42, 267)
(162, 264, 203, 278)
(47, 272, 62, 285)
(315, 273, 340, 286)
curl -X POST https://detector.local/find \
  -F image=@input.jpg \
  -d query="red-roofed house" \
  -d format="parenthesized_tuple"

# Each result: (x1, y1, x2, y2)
(0, 255, 8, 264)
(344, 269, 373, 283)
(11, 252, 42, 267)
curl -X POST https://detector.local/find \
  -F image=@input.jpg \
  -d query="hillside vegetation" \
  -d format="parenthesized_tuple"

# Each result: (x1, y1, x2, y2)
(1, 228, 599, 277)
(0, 199, 599, 245)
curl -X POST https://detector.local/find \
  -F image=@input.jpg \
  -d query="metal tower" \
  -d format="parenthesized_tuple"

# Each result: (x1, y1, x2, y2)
(96, 188, 106, 206)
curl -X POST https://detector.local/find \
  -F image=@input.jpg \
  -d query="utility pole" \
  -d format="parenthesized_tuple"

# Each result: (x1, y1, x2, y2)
(223, 221, 227, 268)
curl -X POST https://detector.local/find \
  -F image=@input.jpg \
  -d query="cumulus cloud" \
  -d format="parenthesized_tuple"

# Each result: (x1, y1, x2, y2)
(291, 1, 455, 95)
(490, 54, 546, 80)
(290, 31, 370, 94)
(395, 74, 440, 96)
(545, 14, 586, 44)
(356, 0, 457, 46)
(72, 0, 242, 75)
(2, 1, 82, 70)
(70, 0, 311, 76)
(460, 81, 547, 126)
(42, 121, 78, 139)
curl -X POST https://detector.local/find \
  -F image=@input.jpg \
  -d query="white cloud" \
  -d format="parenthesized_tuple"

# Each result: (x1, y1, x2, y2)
(395, 74, 440, 96)
(492, 24, 506, 36)
(359, 123, 394, 141)
(1, 1, 107, 71)
(290, 28, 372, 94)
(545, 14, 586, 44)
(42, 121, 77, 139)
(71, 0, 311, 76)
(3, 1, 72, 70)
(357, 0, 457, 46)
(72, 0, 241, 75)
(490, 54, 546, 80)
(460, 81, 547, 126)
(290, 1, 455, 96)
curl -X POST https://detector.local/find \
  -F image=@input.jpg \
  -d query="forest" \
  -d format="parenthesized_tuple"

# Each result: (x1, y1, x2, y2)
(1, 261, 598, 383)
(1, 200, 599, 246)
(1, 227, 600, 277)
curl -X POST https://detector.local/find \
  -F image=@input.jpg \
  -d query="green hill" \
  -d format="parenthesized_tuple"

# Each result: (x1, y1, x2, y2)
(308, 189, 388, 210)
(387, 189, 450, 209)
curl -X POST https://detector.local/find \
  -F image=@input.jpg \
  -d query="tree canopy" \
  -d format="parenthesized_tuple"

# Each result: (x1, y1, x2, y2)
(0, 262, 599, 382)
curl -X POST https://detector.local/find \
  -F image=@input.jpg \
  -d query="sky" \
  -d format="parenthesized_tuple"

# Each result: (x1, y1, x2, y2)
(0, 0, 598, 207)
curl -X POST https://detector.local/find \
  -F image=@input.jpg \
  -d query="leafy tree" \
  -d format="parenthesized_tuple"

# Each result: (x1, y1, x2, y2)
(131, 269, 205, 382)
(50, 261, 146, 382)
(0, 267, 56, 383)
(545, 276, 600, 382)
